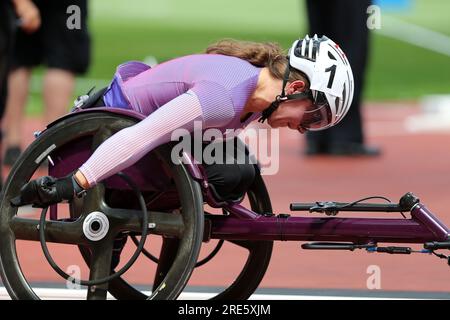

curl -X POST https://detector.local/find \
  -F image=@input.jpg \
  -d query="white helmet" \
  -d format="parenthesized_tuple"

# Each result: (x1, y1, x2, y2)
(259, 35, 354, 131)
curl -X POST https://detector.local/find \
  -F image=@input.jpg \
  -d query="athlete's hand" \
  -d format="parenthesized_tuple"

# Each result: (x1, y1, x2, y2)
(10, 175, 76, 208)
(13, 0, 41, 33)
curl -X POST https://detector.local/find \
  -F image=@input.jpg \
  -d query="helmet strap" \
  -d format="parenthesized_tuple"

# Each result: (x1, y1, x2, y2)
(258, 63, 312, 123)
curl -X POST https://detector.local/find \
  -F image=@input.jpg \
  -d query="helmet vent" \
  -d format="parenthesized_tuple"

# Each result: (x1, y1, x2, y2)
(328, 51, 337, 60)
(335, 96, 341, 115)
(294, 36, 321, 62)
(341, 83, 347, 114)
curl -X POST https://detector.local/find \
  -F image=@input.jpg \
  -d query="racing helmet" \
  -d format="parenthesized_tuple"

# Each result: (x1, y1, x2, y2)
(259, 35, 354, 131)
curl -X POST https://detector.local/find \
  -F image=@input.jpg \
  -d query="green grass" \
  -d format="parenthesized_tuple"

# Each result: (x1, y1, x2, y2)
(365, 34, 450, 100)
(25, 0, 450, 116)
(388, 0, 450, 35)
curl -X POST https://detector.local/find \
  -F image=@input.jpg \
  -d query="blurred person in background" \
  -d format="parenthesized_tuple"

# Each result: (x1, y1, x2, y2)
(303, 0, 381, 156)
(3, 0, 91, 165)
(0, 0, 41, 187)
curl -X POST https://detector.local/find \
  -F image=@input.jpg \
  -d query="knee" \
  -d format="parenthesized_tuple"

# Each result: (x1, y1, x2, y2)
(237, 163, 256, 188)
(205, 163, 256, 200)
(232, 164, 255, 194)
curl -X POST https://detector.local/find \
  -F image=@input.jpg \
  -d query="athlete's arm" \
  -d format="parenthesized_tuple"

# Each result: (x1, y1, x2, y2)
(77, 81, 236, 188)
(78, 90, 204, 187)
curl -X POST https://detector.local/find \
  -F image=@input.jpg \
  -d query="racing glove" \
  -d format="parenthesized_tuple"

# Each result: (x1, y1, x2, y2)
(10, 174, 86, 208)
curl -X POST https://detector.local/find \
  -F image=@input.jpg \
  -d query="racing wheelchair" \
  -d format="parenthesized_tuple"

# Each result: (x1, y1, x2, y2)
(0, 94, 449, 300)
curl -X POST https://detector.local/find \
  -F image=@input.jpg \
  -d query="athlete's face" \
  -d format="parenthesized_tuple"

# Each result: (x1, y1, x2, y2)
(267, 80, 311, 133)
(267, 98, 312, 133)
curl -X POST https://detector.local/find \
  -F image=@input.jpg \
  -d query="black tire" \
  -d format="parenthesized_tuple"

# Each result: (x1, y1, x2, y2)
(0, 111, 204, 300)
(102, 172, 274, 300)
(213, 173, 273, 300)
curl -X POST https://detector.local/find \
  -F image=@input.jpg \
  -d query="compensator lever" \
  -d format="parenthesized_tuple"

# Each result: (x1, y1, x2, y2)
(366, 246, 414, 254)
(302, 242, 433, 256)
(301, 242, 375, 251)
(308, 202, 339, 216)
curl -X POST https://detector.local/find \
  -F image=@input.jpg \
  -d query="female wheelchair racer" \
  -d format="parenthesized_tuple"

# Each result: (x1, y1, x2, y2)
(0, 37, 353, 299)
(11, 35, 354, 209)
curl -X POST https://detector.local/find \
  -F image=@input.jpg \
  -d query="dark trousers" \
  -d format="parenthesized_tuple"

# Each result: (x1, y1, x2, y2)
(0, 1, 16, 120)
(203, 146, 256, 201)
(305, 0, 371, 148)
(191, 137, 257, 201)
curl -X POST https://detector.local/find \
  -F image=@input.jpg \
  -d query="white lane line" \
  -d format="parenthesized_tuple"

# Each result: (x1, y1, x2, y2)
(377, 16, 450, 57)
(0, 287, 417, 300)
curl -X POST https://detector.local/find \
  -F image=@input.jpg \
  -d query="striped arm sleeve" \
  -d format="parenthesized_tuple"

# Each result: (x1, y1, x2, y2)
(190, 81, 235, 128)
(79, 90, 203, 186)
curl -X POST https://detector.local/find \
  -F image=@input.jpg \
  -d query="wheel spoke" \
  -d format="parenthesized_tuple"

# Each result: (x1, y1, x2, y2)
(100, 204, 185, 238)
(81, 184, 106, 214)
(153, 237, 180, 291)
(78, 183, 185, 238)
(86, 241, 114, 300)
(10, 216, 88, 245)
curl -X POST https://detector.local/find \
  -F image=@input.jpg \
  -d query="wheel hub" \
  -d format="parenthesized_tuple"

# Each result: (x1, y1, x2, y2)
(83, 211, 109, 241)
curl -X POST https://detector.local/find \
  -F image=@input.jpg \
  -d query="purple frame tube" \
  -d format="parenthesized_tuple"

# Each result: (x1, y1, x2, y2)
(181, 129, 450, 245)
(180, 134, 450, 245)
(206, 202, 449, 244)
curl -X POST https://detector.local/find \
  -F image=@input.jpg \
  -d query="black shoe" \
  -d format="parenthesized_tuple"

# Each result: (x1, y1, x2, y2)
(4, 146, 21, 166)
(304, 142, 328, 156)
(111, 233, 128, 270)
(328, 143, 381, 157)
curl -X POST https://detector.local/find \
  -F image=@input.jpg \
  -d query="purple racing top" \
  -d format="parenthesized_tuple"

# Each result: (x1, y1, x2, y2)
(79, 54, 262, 186)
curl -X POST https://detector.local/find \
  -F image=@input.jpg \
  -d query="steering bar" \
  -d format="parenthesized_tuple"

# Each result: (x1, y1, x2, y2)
(290, 192, 420, 213)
